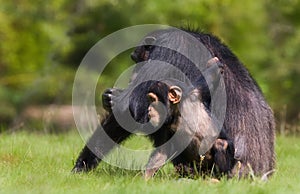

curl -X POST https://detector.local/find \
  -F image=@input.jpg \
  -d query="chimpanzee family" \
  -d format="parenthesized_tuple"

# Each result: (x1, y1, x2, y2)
(72, 28, 275, 179)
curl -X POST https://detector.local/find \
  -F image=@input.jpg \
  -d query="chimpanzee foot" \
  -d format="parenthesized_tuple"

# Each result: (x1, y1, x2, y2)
(102, 88, 123, 112)
(72, 157, 99, 173)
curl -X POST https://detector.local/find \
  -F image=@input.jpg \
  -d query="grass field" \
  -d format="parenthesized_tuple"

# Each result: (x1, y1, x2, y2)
(1, 131, 300, 194)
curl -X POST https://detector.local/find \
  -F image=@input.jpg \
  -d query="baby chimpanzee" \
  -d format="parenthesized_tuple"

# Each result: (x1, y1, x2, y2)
(137, 77, 235, 179)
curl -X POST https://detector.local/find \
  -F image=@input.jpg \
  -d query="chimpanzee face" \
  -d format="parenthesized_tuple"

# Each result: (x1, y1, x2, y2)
(147, 85, 182, 127)
(131, 36, 156, 63)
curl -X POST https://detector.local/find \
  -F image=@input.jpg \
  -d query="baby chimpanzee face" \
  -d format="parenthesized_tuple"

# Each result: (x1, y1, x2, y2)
(147, 84, 183, 127)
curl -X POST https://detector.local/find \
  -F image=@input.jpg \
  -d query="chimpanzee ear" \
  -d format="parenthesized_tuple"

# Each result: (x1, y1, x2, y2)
(144, 36, 156, 45)
(147, 92, 159, 103)
(168, 86, 182, 104)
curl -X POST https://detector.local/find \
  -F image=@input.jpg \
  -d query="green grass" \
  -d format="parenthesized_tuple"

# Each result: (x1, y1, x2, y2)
(0, 131, 300, 194)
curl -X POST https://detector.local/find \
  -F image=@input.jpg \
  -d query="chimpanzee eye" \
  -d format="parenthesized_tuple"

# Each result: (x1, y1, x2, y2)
(144, 45, 153, 50)
(147, 93, 159, 104)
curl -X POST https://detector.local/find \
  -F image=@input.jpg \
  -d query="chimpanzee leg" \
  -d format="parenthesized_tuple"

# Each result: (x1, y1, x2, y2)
(72, 114, 131, 172)
(172, 138, 235, 178)
(144, 148, 169, 180)
(144, 129, 174, 179)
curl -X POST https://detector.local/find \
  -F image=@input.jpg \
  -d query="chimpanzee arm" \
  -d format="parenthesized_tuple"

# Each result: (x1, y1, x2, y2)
(72, 114, 131, 172)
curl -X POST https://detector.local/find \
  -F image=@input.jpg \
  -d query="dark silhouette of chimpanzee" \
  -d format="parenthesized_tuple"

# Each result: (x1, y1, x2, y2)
(73, 28, 275, 179)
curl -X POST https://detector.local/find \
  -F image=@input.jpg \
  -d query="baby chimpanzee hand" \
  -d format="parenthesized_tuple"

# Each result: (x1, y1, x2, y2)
(102, 88, 123, 112)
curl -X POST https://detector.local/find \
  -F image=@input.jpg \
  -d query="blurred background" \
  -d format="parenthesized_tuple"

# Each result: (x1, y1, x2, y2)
(0, 0, 299, 134)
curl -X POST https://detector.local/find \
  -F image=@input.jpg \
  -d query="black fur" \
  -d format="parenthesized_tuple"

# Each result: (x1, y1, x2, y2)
(128, 28, 275, 177)
(73, 28, 275, 178)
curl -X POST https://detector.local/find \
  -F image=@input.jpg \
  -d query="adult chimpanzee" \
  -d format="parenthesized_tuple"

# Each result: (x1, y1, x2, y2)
(129, 28, 275, 178)
(73, 28, 275, 179)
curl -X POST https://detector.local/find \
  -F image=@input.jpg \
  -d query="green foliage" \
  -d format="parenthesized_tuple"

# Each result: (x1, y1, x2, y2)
(0, 132, 300, 193)
(0, 0, 299, 129)
(264, 0, 300, 121)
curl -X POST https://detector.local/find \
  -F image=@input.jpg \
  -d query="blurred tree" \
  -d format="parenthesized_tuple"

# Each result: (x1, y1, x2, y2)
(0, 0, 74, 126)
(0, 0, 299, 130)
(265, 0, 300, 125)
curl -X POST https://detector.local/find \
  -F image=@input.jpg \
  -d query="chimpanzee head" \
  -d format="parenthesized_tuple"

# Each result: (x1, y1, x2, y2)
(146, 79, 205, 129)
(131, 36, 156, 63)
(131, 28, 193, 64)
(131, 28, 207, 64)
(147, 81, 183, 127)
(128, 79, 191, 127)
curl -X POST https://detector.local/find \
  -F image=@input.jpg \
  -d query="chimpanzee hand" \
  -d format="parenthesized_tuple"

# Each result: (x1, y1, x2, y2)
(102, 88, 123, 112)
